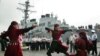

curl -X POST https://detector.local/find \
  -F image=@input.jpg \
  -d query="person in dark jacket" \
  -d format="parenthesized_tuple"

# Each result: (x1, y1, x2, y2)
(0, 31, 9, 51)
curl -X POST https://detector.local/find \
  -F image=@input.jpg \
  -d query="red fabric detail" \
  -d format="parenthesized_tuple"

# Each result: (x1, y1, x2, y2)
(52, 30, 64, 40)
(5, 44, 23, 56)
(57, 40, 69, 51)
(52, 30, 69, 51)
(5, 28, 23, 56)
(75, 38, 87, 56)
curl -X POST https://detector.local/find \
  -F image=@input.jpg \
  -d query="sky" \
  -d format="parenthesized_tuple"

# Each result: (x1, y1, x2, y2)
(0, 0, 100, 32)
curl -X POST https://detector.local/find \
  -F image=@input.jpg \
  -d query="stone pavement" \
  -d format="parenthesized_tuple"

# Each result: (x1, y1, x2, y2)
(0, 50, 99, 56)
(0, 50, 65, 56)
(0, 42, 100, 56)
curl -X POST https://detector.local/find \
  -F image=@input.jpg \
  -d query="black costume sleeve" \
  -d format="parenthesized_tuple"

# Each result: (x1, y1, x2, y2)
(45, 27, 52, 32)
(63, 29, 72, 34)
(21, 27, 33, 33)
(18, 27, 34, 34)
(45, 27, 50, 30)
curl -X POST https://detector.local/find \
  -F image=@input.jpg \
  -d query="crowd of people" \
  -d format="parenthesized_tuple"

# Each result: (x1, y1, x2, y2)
(0, 21, 99, 56)
(23, 37, 51, 50)
(69, 30, 98, 56)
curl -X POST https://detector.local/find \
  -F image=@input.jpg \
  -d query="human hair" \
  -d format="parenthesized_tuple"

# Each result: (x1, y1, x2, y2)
(79, 31, 89, 49)
(7, 21, 18, 33)
(54, 24, 59, 27)
(79, 32, 87, 40)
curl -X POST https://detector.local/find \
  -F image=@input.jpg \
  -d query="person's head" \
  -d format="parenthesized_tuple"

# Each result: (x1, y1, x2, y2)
(11, 21, 19, 29)
(74, 34, 77, 37)
(54, 24, 59, 31)
(79, 31, 87, 40)
(91, 30, 95, 34)
(1, 31, 6, 35)
(71, 32, 74, 35)
(8, 21, 19, 32)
